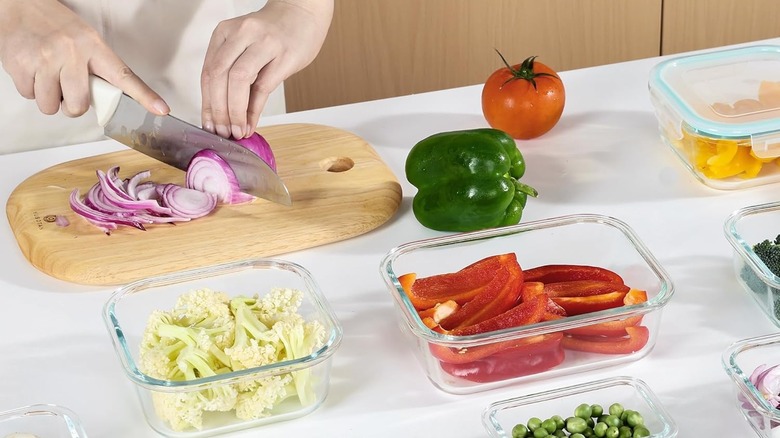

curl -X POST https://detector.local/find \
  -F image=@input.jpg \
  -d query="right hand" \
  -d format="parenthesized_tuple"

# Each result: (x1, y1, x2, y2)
(0, 0, 169, 117)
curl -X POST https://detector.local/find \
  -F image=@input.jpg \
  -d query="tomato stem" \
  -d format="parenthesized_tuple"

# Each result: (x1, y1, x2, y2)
(495, 49, 559, 90)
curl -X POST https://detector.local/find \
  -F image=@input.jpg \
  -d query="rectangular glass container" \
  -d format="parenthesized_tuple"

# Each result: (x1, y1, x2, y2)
(649, 45, 780, 189)
(722, 333, 780, 438)
(379, 214, 673, 394)
(724, 201, 780, 328)
(0, 404, 88, 438)
(102, 258, 343, 438)
(482, 376, 678, 438)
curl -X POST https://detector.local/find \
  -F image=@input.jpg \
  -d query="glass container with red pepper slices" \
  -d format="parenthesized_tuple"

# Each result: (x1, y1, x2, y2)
(379, 214, 673, 394)
(649, 45, 780, 190)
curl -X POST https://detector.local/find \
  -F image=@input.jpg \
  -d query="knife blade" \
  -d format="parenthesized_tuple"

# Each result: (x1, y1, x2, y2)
(88, 75, 291, 205)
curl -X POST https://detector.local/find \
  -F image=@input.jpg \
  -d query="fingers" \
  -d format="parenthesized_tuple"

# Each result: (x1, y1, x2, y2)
(59, 60, 90, 117)
(202, 25, 276, 139)
(32, 68, 63, 115)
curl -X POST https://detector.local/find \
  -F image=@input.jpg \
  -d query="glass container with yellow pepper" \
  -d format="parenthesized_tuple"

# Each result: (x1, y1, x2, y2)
(649, 45, 780, 190)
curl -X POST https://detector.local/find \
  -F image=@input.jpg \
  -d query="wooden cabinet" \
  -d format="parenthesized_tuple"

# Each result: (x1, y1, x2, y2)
(285, 0, 662, 112)
(661, 0, 780, 55)
(284, 0, 780, 113)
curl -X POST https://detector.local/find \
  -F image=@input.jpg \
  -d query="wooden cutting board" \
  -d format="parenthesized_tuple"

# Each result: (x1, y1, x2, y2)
(6, 123, 402, 286)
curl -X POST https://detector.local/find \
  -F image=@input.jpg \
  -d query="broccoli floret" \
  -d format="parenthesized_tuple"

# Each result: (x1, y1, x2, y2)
(138, 287, 327, 432)
(754, 236, 780, 277)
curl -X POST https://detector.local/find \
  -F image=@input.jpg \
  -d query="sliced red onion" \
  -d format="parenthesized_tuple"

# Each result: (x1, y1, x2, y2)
(69, 168, 217, 234)
(235, 132, 276, 172)
(160, 185, 217, 219)
(54, 215, 70, 227)
(186, 149, 255, 204)
(751, 363, 780, 408)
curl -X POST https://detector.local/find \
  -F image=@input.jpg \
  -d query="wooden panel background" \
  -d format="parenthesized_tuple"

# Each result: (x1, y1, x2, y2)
(285, 0, 662, 112)
(662, 0, 780, 55)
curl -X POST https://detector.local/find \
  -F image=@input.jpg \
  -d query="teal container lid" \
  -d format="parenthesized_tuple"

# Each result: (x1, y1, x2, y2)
(649, 45, 780, 158)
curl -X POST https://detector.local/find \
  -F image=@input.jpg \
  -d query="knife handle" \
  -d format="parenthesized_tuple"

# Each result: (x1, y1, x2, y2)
(89, 75, 123, 127)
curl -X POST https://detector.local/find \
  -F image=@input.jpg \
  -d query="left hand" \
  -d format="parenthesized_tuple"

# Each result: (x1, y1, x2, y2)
(201, 0, 334, 139)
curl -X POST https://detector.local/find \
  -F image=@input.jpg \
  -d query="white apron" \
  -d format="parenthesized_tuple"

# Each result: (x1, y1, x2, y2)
(0, 0, 285, 153)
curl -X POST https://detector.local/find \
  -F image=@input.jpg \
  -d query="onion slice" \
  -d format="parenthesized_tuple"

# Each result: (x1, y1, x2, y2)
(186, 149, 255, 204)
(751, 363, 780, 408)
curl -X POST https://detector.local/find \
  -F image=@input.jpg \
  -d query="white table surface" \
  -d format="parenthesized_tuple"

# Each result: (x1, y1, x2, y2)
(3, 39, 780, 438)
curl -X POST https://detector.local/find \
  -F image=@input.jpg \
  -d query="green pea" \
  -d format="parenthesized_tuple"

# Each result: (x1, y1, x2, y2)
(533, 427, 550, 437)
(605, 426, 620, 438)
(618, 426, 632, 438)
(619, 409, 632, 423)
(542, 418, 557, 434)
(583, 427, 596, 438)
(553, 430, 566, 438)
(602, 414, 621, 428)
(608, 403, 624, 418)
(566, 416, 588, 434)
(571, 435, 586, 438)
(528, 417, 543, 431)
(625, 411, 644, 428)
(590, 404, 604, 417)
(593, 424, 608, 437)
(633, 426, 651, 437)
(512, 423, 528, 438)
(551, 415, 565, 430)
(593, 421, 608, 437)
(575, 403, 593, 419)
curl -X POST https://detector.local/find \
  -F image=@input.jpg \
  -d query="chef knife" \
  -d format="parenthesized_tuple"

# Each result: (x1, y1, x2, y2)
(88, 75, 291, 205)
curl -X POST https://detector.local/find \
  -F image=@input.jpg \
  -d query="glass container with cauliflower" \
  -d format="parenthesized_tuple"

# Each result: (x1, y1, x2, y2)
(102, 259, 343, 438)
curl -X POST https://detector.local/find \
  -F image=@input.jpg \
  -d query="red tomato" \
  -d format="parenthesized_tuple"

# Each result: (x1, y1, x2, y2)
(481, 52, 565, 140)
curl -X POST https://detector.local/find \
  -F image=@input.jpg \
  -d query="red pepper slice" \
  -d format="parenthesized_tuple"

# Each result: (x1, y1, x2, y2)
(438, 333, 565, 382)
(521, 281, 567, 320)
(449, 293, 547, 336)
(524, 264, 625, 284)
(438, 254, 523, 330)
(543, 280, 629, 298)
(398, 254, 509, 310)
(551, 291, 628, 316)
(561, 326, 650, 354)
(563, 289, 649, 337)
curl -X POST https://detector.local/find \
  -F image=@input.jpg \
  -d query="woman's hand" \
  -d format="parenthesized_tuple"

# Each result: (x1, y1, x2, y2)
(0, 0, 169, 117)
(200, 0, 334, 139)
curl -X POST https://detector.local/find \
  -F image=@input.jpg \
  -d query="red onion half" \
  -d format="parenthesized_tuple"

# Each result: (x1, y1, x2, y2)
(235, 132, 276, 172)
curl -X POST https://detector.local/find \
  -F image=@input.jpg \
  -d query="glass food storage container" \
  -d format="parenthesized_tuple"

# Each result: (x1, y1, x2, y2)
(379, 214, 673, 394)
(724, 201, 780, 328)
(722, 332, 780, 438)
(102, 259, 343, 438)
(0, 404, 88, 438)
(649, 45, 780, 189)
(482, 376, 678, 438)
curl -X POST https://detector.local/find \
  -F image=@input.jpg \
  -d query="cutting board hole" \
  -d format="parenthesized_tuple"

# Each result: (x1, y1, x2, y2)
(320, 156, 354, 172)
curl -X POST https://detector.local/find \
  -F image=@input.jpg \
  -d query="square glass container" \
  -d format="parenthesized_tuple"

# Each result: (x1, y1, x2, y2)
(722, 333, 780, 438)
(482, 376, 678, 438)
(724, 201, 780, 328)
(0, 404, 88, 438)
(648, 45, 780, 189)
(379, 214, 673, 394)
(102, 259, 343, 438)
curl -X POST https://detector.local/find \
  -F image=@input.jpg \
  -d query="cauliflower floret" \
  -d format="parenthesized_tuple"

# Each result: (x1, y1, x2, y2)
(234, 374, 294, 420)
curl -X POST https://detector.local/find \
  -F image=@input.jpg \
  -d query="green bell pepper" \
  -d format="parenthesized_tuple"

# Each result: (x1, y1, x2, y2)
(405, 128, 538, 232)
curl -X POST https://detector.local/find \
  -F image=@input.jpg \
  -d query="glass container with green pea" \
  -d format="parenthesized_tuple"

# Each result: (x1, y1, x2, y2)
(482, 377, 678, 438)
